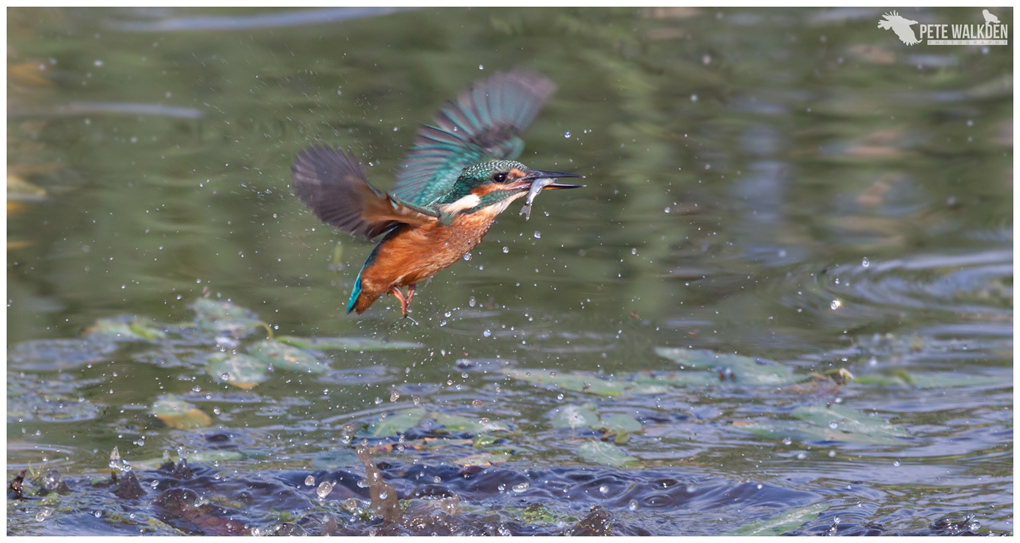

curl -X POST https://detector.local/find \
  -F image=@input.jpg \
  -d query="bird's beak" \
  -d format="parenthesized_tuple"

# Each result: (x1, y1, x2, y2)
(522, 169, 586, 190)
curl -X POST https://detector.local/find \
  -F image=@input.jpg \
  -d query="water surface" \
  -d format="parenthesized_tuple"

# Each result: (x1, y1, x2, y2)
(7, 7, 1012, 535)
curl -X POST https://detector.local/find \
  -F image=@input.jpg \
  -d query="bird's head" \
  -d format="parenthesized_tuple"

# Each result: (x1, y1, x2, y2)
(438, 160, 583, 215)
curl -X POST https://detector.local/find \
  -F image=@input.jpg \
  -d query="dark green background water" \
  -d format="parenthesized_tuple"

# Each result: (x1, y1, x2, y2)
(7, 7, 1013, 535)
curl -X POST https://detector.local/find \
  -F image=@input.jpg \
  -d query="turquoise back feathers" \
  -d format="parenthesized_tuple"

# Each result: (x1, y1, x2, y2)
(391, 69, 556, 206)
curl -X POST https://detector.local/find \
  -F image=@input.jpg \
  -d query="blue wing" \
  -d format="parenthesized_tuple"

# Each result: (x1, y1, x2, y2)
(391, 69, 556, 206)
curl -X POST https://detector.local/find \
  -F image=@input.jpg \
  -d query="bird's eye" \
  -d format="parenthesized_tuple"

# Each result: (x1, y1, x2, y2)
(493, 172, 507, 183)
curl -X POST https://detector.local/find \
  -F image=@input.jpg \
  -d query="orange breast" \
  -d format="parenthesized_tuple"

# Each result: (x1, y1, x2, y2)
(354, 211, 498, 311)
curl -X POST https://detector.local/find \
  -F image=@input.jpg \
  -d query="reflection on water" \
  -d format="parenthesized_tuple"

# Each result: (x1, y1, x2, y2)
(7, 6, 1013, 535)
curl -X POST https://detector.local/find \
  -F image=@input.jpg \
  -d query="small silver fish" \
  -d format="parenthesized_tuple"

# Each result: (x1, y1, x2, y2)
(519, 178, 556, 221)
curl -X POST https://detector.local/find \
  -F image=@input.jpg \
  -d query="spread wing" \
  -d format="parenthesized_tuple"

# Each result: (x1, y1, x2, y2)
(292, 146, 439, 239)
(391, 69, 556, 206)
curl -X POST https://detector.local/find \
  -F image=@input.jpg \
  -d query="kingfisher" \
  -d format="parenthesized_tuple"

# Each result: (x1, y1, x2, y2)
(292, 69, 583, 317)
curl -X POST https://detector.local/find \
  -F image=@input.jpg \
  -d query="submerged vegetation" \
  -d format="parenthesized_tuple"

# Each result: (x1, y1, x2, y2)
(8, 295, 1010, 534)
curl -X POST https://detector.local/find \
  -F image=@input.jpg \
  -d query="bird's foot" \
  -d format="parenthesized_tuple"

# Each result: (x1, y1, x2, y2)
(389, 286, 409, 318)
(390, 284, 418, 318)
(406, 284, 416, 309)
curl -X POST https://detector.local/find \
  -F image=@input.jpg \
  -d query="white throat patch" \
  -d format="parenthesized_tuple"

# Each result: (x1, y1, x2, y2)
(440, 193, 481, 214)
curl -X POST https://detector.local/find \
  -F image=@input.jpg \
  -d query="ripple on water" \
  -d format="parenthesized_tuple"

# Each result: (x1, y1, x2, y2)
(786, 249, 1012, 325)
(7, 441, 79, 470)
(317, 365, 393, 386)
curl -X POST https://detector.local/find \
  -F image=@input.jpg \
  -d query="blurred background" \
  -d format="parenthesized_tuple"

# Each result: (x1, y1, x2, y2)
(7, 7, 1013, 535)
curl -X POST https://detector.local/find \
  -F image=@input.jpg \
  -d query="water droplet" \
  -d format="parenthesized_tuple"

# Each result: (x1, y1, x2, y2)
(478, 64, 484, 70)
(434, 476, 442, 483)
(893, 459, 901, 467)
(796, 452, 807, 460)
(690, 94, 698, 102)
(782, 437, 792, 446)
(862, 257, 870, 267)
(472, 399, 484, 408)
(513, 482, 529, 493)
(305, 475, 315, 486)
(108, 447, 132, 472)
(41, 470, 62, 491)
(390, 392, 400, 402)
(599, 484, 609, 494)
(374, 397, 382, 405)
(468, 296, 477, 307)
(316, 480, 333, 499)
(379, 491, 388, 500)
(564, 131, 571, 139)
(628, 500, 638, 511)
(483, 329, 491, 338)
(828, 421, 838, 430)
(830, 299, 842, 310)
(463, 252, 472, 261)
(533, 231, 541, 239)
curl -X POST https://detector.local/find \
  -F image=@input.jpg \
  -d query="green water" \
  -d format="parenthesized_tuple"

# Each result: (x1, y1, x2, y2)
(7, 7, 1013, 535)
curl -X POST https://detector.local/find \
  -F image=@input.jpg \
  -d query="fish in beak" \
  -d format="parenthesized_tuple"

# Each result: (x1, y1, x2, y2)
(518, 169, 584, 220)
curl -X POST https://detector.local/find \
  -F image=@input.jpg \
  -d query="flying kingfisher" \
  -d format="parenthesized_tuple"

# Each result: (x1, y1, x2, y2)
(292, 69, 584, 317)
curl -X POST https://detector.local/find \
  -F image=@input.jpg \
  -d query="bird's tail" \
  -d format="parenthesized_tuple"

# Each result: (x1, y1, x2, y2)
(346, 241, 387, 315)
(346, 275, 363, 314)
